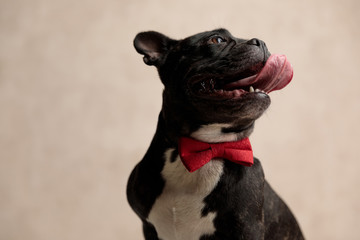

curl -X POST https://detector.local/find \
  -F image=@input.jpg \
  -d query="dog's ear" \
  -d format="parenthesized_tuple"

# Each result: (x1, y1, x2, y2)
(134, 31, 177, 66)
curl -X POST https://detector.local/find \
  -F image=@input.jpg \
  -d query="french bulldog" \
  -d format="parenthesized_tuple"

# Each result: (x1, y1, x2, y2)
(127, 28, 304, 240)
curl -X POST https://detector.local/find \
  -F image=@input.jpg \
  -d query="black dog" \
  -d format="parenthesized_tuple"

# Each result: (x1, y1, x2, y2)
(127, 28, 304, 240)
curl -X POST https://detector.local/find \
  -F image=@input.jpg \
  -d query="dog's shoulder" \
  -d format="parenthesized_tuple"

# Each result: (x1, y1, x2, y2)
(126, 122, 169, 219)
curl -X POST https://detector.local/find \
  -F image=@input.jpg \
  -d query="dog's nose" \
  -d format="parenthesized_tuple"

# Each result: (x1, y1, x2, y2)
(246, 38, 262, 46)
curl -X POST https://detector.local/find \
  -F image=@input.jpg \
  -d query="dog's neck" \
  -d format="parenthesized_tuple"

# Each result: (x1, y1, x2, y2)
(159, 111, 255, 146)
(190, 123, 254, 143)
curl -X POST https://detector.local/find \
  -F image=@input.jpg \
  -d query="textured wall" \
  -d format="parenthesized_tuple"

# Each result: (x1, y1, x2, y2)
(1, 0, 360, 239)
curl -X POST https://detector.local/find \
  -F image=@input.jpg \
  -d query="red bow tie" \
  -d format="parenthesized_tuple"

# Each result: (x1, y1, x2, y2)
(178, 137, 253, 172)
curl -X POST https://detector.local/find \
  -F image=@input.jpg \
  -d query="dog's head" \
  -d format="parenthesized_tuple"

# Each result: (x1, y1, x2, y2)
(134, 28, 292, 141)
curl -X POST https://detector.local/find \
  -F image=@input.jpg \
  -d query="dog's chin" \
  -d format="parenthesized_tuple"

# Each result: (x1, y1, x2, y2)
(187, 74, 272, 125)
(190, 92, 271, 125)
(186, 67, 272, 125)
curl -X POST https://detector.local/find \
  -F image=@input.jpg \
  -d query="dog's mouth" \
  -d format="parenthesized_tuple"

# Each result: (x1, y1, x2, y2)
(190, 54, 293, 99)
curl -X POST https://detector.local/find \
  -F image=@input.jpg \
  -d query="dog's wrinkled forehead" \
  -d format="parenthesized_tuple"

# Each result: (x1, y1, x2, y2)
(172, 29, 247, 64)
(181, 28, 236, 45)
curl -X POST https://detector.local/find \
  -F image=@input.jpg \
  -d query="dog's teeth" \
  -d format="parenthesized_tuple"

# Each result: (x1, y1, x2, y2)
(200, 81, 208, 92)
(255, 89, 260, 92)
(249, 86, 254, 93)
(199, 79, 216, 92)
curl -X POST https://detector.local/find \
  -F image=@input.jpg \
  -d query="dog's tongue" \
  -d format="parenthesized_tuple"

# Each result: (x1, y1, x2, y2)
(253, 54, 293, 93)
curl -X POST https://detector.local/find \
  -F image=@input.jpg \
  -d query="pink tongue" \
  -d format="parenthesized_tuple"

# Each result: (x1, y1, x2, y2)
(253, 54, 293, 93)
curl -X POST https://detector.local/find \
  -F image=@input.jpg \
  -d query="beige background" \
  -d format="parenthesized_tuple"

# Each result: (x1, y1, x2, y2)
(1, 0, 360, 239)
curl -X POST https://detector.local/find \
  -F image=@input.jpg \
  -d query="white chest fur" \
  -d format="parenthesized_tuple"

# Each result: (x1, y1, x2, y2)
(147, 148, 224, 240)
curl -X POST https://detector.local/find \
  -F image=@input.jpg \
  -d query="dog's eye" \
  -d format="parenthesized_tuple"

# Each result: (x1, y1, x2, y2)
(209, 36, 226, 44)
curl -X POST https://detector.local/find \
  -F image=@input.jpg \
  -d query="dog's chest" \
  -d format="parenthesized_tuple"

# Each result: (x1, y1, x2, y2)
(148, 148, 224, 240)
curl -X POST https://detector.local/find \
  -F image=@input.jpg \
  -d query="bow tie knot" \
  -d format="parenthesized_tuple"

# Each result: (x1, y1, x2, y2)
(178, 137, 253, 172)
(209, 143, 225, 158)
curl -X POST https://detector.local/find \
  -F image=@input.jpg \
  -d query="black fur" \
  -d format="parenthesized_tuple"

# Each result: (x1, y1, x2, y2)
(127, 28, 304, 240)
